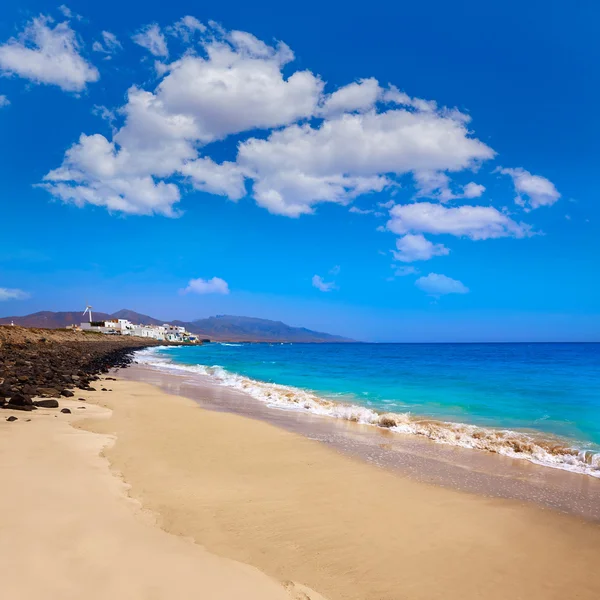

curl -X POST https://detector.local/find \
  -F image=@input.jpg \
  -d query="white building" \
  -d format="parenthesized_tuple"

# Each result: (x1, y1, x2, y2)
(81, 317, 197, 343)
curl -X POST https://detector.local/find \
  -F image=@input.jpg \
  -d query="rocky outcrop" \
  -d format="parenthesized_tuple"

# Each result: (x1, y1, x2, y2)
(0, 326, 159, 411)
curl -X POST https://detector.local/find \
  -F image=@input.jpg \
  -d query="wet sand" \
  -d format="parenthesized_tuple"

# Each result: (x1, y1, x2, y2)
(122, 363, 600, 520)
(79, 374, 600, 600)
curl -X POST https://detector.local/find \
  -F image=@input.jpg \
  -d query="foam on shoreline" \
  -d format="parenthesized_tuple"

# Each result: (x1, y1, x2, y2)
(134, 347, 600, 479)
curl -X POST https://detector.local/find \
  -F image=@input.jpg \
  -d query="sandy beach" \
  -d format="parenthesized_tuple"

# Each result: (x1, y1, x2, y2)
(3, 375, 597, 599)
(0, 395, 325, 600)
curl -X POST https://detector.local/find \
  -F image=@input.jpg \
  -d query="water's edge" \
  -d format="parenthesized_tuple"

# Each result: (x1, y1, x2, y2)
(135, 347, 600, 479)
(121, 360, 600, 521)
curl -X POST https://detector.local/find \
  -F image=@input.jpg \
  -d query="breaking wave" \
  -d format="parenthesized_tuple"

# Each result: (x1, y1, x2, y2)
(134, 347, 600, 478)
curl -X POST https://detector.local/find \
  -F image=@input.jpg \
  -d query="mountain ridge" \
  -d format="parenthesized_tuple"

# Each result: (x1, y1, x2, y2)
(0, 310, 354, 343)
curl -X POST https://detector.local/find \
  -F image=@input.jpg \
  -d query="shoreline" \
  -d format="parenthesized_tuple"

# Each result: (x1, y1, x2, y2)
(122, 361, 600, 521)
(133, 346, 600, 480)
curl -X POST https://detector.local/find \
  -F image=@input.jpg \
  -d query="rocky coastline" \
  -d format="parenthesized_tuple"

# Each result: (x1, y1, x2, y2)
(0, 326, 159, 413)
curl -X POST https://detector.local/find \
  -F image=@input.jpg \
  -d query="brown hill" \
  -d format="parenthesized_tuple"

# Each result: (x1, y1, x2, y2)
(0, 310, 354, 343)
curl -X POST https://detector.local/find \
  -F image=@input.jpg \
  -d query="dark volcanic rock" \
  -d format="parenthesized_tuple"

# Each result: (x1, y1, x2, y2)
(6, 415, 18, 422)
(2, 404, 35, 411)
(0, 331, 156, 414)
(33, 399, 60, 408)
(60, 408, 72, 414)
(38, 387, 60, 398)
(9, 393, 33, 406)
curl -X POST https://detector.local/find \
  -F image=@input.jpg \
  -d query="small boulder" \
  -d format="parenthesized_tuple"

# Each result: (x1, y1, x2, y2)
(38, 388, 60, 398)
(2, 404, 34, 411)
(33, 399, 60, 409)
(9, 393, 33, 406)
(60, 390, 75, 398)
(60, 408, 72, 414)
(6, 416, 18, 422)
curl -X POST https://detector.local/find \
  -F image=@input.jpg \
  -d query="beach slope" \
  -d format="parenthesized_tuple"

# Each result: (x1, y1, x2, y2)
(75, 379, 600, 600)
(0, 399, 324, 600)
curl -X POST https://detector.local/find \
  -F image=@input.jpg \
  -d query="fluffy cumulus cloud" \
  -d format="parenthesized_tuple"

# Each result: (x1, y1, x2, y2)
(0, 287, 30, 301)
(132, 24, 169, 57)
(415, 273, 469, 296)
(43, 23, 323, 215)
(387, 202, 532, 240)
(239, 105, 494, 216)
(497, 167, 560, 210)
(320, 77, 381, 116)
(39, 11, 557, 256)
(393, 233, 449, 262)
(93, 31, 122, 55)
(183, 276, 229, 295)
(180, 157, 246, 199)
(312, 274, 336, 292)
(0, 15, 99, 92)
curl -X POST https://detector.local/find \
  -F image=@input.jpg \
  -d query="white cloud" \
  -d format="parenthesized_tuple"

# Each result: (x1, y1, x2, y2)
(393, 266, 419, 277)
(156, 43, 321, 142)
(320, 78, 381, 116)
(312, 274, 336, 292)
(0, 95, 9, 107)
(387, 202, 532, 240)
(349, 206, 375, 215)
(42, 174, 181, 216)
(183, 277, 229, 295)
(93, 31, 122, 55)
(168, 16, 206, 41)
(180, 157, 246, 199)
(58, 5, 72, 18)
(238, 106, 494, 216)
(393, 233, 449, 262)
(463, 181, 485, 198)
(413, 170, 485, 202)
(0, 287, 30, 300)
(383, 85, 438, 112)
(415, 273, 468, 296)
(0, 15, 99, 92)
(497, 167, 560, 210)
(132, 24, 168, 57)
(44, 25, 323, 215)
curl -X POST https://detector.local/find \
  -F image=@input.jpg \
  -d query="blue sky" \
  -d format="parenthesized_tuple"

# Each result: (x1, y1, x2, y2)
(0, 0, 598, 342)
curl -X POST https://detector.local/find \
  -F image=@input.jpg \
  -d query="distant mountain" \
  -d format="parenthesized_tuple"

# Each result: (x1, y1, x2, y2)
(0, 310, 113, 329)
(182, 315, 354, 343)
(0, 310, 354, 343)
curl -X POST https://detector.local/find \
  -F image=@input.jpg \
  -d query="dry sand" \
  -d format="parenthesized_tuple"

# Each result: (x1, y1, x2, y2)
(3, 379, 600, 600)
(0, 397, 325, 600)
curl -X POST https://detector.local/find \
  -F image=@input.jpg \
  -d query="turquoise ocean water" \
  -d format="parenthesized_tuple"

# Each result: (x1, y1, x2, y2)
(137, 343, 600, 477)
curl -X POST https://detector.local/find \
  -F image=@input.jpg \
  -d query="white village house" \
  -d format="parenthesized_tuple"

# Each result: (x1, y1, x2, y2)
(80, 317, 198, 343)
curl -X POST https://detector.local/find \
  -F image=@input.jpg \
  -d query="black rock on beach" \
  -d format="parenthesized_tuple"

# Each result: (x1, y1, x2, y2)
(0, 326, 160, 411)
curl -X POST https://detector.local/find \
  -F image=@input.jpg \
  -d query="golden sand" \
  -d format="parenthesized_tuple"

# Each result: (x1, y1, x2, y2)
(74, 379, 600, 600)
(0, 397, 324, 600)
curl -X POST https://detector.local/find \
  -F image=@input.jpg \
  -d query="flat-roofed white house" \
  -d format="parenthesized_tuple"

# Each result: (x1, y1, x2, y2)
(80, 317, 197, 342)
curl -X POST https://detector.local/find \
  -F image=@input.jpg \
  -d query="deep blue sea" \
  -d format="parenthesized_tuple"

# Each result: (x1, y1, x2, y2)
(137, 342, 600, 477)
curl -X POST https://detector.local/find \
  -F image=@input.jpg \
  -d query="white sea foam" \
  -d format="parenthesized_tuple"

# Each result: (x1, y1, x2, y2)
(134, 347, 600, 479)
